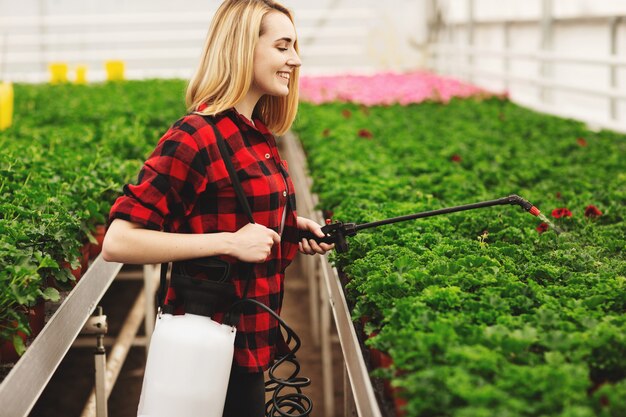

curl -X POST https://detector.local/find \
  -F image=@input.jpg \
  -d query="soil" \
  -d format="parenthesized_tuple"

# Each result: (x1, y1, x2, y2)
(25, 254, 345, 417)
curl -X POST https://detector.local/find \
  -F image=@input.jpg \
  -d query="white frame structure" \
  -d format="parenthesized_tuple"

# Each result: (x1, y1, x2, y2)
(428, 0, 626, 133)
(0, 7, 378, 82)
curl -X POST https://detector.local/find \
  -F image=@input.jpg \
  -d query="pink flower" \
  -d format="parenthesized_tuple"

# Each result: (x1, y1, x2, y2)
(551, 208, 573, 219)
(584, 205, 602, 218)
(298, 71, 488, 106)
(358, 129, 373, 139)
(536, 223, 549, 233)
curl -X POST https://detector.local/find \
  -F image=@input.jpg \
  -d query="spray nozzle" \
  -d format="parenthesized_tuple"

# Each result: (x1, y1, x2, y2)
(505, 194, 540, 216)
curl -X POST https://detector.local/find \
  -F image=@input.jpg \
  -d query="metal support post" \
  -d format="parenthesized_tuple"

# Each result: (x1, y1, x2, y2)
(503, 21, 511, 92)
(94, 342, 108, 416)
(319, 256, 334, 417)
(467, 0, 475, 83)
(0, 32, 7, 79)
(309, 256, 321, 345)
(540, 0, 554, 103)
(85, 306, 109, 417)
(609, 16, 622, 120)
(447, 24, 454, 76)
(0, 258, 123, 417)
(80, 288, 146, 417)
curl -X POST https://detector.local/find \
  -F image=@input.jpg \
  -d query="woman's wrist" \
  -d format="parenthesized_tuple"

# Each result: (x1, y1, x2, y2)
(210, 232, 235, 257)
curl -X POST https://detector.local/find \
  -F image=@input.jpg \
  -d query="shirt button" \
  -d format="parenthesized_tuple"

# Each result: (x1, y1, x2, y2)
(265, 153, 271, 159)
(283, 191, 287, 197)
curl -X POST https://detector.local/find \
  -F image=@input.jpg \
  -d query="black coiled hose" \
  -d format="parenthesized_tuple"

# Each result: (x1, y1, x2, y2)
(229, 298, 313, 417)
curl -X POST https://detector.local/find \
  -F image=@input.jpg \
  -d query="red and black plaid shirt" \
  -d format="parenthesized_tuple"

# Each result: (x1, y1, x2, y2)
(109, 106, 300, 372)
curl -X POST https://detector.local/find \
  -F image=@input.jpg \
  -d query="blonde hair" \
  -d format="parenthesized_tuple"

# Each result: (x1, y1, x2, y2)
(186, 0, 299, 135)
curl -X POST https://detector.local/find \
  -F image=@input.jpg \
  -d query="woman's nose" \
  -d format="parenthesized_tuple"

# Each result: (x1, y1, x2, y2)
(288, 51, 302, 68)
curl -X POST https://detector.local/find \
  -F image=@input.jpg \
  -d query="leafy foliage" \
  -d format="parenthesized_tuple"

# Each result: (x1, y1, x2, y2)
(0, 80, 187, 349)
(292, 98, 626, 416)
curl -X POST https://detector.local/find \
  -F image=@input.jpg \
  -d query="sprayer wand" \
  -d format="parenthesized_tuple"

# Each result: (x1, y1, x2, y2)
(300, 194, 541, 253)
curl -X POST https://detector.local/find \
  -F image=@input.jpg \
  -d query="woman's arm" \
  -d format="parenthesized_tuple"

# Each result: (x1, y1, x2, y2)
(102, 219, 281, 265)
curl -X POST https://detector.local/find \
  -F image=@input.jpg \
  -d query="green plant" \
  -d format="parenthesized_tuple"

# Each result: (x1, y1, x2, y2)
(0, 79, 186, 355)
(292, 98, 626, 416)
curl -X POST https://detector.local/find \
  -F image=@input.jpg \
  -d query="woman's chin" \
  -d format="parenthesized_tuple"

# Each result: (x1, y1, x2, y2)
(267, 88, 290, 97)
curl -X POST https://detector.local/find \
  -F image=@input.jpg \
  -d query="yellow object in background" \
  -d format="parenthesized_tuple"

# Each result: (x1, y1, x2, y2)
(49, 62, 69, 83)
(0, 81, 14, 131)
(105, 60, 125, 81)
(75, 65, 88, 84)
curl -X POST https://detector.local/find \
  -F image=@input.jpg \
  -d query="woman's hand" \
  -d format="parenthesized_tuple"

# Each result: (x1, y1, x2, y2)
(230, 223, 281, 263)
(297, 216, 335, 255)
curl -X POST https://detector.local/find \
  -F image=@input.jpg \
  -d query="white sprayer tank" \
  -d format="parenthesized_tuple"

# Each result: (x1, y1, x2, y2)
(137, 313, 236, 417)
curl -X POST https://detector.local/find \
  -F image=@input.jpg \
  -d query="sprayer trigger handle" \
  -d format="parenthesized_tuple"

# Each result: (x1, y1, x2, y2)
(298, 230, 336, 245)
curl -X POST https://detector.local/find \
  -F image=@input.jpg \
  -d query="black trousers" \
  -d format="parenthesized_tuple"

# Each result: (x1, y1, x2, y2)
(222, 367, 265, 417)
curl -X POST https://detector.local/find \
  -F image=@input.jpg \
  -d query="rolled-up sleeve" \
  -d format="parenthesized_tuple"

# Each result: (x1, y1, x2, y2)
(109, 128, 208, 230)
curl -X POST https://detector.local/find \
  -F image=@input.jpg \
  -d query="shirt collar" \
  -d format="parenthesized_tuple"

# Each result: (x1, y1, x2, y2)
(196, 103, 271, 136)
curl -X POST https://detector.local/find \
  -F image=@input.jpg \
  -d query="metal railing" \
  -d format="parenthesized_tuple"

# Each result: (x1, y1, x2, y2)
(0, 257, 122, 416)
(0, 258, 160, 417)
(280, 131, 383, 417)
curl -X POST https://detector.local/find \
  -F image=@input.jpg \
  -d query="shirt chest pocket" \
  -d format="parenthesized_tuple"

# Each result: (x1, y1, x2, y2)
(213, 156, 287, 226)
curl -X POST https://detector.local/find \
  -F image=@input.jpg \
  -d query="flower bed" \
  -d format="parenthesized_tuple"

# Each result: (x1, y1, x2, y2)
(0, 80, 186, 359)
(292, 98, 626, 416)
(299, 71, 490, 105)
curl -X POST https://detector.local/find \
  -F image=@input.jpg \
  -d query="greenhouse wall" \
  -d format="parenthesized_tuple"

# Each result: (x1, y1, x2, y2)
(1, 0, 625, 130)
(431, 0, 626, 132)
(0, 0, 424, 81)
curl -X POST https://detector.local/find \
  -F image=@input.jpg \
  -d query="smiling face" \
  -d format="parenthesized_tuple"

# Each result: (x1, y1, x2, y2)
(250, 11, 301, 99)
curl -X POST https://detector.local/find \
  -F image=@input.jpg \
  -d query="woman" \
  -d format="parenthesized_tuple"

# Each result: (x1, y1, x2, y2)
(102, 0, 333, 415)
